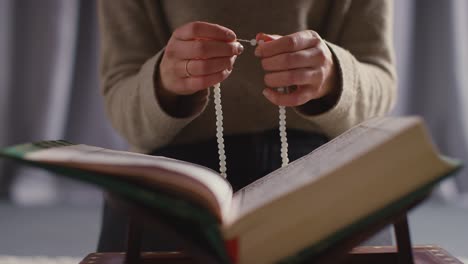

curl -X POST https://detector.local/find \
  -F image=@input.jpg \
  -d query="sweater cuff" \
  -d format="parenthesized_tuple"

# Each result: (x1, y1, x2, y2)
(138, 50, 208, 147)
(294, 41, 358, 137)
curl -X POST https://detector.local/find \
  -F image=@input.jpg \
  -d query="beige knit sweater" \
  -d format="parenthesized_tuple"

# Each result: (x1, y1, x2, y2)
(98, 0, 396, 153)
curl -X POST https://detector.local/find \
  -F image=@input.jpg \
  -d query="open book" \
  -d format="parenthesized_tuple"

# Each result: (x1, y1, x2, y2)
(0, 116, 461, 264)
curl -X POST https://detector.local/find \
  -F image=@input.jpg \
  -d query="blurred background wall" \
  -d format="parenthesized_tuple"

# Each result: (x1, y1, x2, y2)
(392, 0, 468, 206)
(0, 0, 468, 207)
(0, 0, 467, 208)
(0, 0, 468, 259)
(0, 0, 127, 205)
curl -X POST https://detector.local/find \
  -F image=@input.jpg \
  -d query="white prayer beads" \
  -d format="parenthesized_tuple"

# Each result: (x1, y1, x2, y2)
(213, 37, 290, 178)
(279, 105, 289, 167)
(213, 83, 227, 178)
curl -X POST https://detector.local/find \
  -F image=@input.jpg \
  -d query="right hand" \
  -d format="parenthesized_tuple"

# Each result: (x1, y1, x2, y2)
(159, 21, 243, 98)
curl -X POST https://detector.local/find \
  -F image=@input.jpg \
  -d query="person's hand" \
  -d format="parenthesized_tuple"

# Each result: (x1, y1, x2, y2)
(159, 21, 243, 100)
(255, 31, 338, 107)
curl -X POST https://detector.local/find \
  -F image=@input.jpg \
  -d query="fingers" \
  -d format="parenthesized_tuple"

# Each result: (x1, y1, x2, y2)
(256, 32, 280, 42)
(255, 30, 320, 58)
(182, 69, 233, 94)
(167, 39, 243, 60)
(261, 47, 325, 71)
(165, 68, 233, 96)
(254, 30, 337, 107)
(160, 21, 240, 96)
(177, 56, 237, 77)
(262, 86, 316, 107)
(174, 21, 236, 41)
(264, 68, 324, 88)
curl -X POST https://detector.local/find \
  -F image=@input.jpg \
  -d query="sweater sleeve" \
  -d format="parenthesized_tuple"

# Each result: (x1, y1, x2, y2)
(295, 0, 397, 137)
(97, 0, 208, 153)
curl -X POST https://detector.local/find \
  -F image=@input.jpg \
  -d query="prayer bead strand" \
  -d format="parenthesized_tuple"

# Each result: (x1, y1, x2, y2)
(213, 83, 227, 178)
(214, 38, 290, 178)
(279, 105, 289, 167)
(244, 37, 289, 166)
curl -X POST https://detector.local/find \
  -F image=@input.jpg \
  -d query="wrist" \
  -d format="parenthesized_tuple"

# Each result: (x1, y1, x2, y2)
(323, 62, 339, 103)
(297, 64, 341, 115)
(155, 73, 180, 115)
(155, 72, 209, 118)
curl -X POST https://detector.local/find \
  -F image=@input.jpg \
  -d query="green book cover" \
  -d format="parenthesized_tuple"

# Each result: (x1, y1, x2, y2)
(280, 157, 462, 263)
(0, 141, 462, 264)
(0, 141, 229, 263)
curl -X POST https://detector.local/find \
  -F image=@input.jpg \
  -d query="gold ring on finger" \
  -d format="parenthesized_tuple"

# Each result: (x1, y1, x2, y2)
(185, 59, 192, 77)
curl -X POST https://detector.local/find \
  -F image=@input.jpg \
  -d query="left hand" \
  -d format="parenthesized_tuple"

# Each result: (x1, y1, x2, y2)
(255, 31, 338, 107)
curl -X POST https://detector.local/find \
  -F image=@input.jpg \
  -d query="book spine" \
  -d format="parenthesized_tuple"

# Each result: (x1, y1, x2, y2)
(225, 238, 239, 264)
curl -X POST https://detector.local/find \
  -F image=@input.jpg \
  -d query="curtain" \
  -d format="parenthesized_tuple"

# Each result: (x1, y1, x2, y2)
(393, 0, 468, 206)
(0, 0, 13, 198)
(0, 0, 126, 204)
(0, 0, 467, 206)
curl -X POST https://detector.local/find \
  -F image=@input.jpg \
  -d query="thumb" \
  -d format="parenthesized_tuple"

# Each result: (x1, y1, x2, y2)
(255, 33, 281, 57)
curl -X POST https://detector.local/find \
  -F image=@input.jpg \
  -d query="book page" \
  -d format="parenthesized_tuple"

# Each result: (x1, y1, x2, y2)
(230, 117, 420, 220)
(25, 145, 233, 217)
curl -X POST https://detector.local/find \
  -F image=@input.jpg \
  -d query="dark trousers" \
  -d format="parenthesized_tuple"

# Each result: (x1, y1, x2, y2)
(97, 129, 329, 252)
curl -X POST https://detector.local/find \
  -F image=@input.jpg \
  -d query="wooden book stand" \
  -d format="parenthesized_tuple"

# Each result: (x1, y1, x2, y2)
(79, 194, 463, 264)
